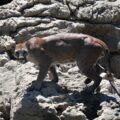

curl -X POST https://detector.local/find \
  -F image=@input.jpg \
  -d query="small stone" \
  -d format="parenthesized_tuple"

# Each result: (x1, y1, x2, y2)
(68, 66, 79, 74)
(62, 106, 87, 120)
(36, 95, 50, 103)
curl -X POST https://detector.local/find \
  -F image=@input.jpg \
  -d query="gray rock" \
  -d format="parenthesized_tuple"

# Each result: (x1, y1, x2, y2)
(76, 1, 120, 24)
(0, 9, 21, 19)
(68, 66, 79, 74)
(0, 52, 10, 67)
(95, 101, 120, 120)
(0, 59, 119, 120)
(0, 36, 15, 52)
(0, 118, 4, 120)
(61, 105, 87, 120)
(24, 3, 70, 19)
(0, 111, 4, 120)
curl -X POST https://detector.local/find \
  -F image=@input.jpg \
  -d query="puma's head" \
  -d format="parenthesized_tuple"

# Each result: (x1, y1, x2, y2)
(14, 42, 28, 63)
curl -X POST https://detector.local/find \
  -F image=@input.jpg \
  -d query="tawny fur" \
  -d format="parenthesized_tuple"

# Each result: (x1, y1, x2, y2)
(14, 33, 111, 92)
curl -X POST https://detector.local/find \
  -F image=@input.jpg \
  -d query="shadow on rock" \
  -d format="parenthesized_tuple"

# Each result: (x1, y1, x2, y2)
(12, 80, 120, 120)
(71, 91, 119, 120)
(27, 81, 68, 97)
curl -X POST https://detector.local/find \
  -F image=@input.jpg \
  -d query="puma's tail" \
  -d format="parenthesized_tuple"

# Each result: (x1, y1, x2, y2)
(104, 49, 120, 97)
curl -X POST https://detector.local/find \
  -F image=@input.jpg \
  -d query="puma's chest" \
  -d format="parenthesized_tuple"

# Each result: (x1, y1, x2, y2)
(26, 54, 39, 65)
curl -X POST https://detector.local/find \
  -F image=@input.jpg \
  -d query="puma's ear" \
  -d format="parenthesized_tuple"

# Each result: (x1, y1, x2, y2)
(25, 41, 31, 50)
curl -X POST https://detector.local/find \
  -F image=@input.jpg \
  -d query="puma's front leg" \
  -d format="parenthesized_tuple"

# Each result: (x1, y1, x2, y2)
(49, 65, 58, 82)
(32, 61, 51, 90)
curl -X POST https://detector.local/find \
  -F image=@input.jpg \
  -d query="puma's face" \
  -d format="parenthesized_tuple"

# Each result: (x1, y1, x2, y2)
(14, 42, 28, 63)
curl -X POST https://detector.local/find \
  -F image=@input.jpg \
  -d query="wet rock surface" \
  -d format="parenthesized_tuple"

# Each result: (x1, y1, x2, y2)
(0, 0, 120, 120)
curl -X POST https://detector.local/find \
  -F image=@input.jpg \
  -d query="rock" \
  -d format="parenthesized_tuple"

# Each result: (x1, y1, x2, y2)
(0, 52, 10, 67)
(14, 62, 38, 85)
(95, 101, 120, 120)
(0, 59, 119, 120)
(0, 0, 120, 52)
(0, 111, 4, 120)
(61, 105, 87, 120)
(0, 9, 21, 19)
(0, 118, 4, 120)
(24, 3, 70, 19)
(0, 92, 11, 120)
(0, 36, 15, 52)
(0, 60, 20, 120)
(36, 95, 51, 103)
(99, 79, 112, 94)
(68, 66, 79, 74)
(76, 0, 120, 24)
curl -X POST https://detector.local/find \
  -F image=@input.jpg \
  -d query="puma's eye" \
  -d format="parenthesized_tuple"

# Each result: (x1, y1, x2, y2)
(23, 50, 28, 56)
(14, 51, 19, 58)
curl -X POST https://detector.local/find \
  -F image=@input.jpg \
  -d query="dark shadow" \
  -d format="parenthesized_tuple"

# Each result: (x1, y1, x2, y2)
(13, 80, 68, 120)
(6, 50, 16, 60)
(27, 80, 68, 97)
(13, 79, 120, 120)
(0, 0, 13, 5)
(70, 91, 119, 120)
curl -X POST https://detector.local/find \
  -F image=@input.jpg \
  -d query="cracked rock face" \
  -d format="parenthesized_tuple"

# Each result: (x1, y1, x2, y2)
(0, 0, 120, 120)
(1, 61, 120, 120)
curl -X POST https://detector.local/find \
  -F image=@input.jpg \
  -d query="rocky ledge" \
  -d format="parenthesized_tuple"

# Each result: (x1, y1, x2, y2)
(0, 0, 120, 120)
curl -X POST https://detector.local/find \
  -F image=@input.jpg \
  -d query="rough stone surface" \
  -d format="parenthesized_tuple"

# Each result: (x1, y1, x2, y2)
(0, 0, 120, 120)
(0, 61, 120, 120)
(0, 36, 15, 52)
(0, 52, 10, 67)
